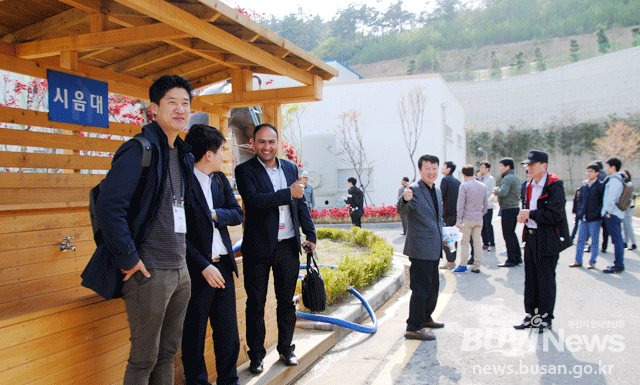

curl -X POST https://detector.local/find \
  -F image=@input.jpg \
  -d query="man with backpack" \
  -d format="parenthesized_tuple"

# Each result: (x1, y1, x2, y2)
(601, 157, 627, 273)
(81, 75, 195, 384)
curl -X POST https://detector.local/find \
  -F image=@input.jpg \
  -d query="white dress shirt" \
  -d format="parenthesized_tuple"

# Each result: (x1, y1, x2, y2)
(258, 157, 295, 240)
(194, 167, 229, 259)
(526, 173, 547, 229)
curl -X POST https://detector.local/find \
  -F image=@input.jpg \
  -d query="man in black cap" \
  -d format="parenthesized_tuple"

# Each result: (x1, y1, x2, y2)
(514, 150, 571, 333)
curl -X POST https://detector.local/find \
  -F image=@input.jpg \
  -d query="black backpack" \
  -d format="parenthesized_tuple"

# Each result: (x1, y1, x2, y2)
(89, 136, 152, 245)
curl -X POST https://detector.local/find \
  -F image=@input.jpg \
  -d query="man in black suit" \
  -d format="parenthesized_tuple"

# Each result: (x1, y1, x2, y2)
(439, 161, 461, 269)
(235, 123, 317, 374)
(345, 177, 364, 227)
(182, 124, 244, 385)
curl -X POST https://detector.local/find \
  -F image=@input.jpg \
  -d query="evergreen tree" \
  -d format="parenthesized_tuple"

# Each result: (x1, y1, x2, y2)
(596, 26, 610, 54)
(534, 47, 546, 71)
(569, 39, 581, 62)
(491, 51, 502, 79)
(632, 27, 640, 47)
(407, 59, 416, 75)
(510, 51, 525, 74)
(433, 57, 441, 73)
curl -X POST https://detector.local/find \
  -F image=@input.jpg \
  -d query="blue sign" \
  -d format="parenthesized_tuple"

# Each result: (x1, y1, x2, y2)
(48, 70, 109, 128)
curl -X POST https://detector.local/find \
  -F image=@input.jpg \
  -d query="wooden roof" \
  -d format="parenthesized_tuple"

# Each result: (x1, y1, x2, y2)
(0, 0, 337, 111)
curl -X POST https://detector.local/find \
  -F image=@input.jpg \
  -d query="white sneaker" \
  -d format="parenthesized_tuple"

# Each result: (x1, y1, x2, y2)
(489, 246, 496, 252)
(499, 250, 508, 256)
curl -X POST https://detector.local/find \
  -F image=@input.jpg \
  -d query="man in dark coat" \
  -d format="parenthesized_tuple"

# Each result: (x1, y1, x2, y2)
(439, 161, 461, 269)
(345, 177, 365, 227)
(515, 151, 571, 333)
(235, 123, 316, 374)
(182, 124, 244, 385)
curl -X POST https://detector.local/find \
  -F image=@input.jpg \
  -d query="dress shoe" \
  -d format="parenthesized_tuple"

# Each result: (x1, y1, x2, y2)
(569, 262, 582, 267)
(439, 262, 455, 269)
(499, 262, 517, 267)
(471, 268, 480, 273)
(601, 248, 607, 253)
(629, 244, 637, 250)
(467, 258, 475, 265)
(514, 321, 533, 330)
(249, 360, 264, 374)
(404, 329, 436, 341)
(423, 320, 445, 328)
(587, 263, 595, 269)
(279, 352, 298, 366)
(603, 266, 624, 274)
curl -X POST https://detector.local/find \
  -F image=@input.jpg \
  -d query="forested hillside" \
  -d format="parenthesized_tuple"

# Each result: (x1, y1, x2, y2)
(257, 0, 640, 77)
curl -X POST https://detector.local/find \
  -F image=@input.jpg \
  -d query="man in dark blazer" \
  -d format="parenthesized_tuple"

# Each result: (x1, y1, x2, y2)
(440, 161, 461, 269)
(515, 150, 571, 333)
(182, 125, 244, 385)
(235, 123, 316, 374)
(398, 153, 446, 341)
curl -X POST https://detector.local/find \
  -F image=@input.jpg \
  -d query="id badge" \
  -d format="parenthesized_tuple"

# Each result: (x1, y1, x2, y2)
(279, 206, 285, 230)
(173, 205, 187, 234)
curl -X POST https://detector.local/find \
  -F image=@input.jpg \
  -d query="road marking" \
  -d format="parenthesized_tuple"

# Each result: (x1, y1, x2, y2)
(369, 269, 457, 385)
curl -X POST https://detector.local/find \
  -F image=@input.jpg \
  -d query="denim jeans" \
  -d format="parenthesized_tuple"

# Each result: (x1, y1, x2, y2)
(604, 214, 625, 269)
(574, 220, 601, 264)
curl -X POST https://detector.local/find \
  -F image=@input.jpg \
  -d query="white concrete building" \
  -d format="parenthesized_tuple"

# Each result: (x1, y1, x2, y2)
(291, 74, 466, 209)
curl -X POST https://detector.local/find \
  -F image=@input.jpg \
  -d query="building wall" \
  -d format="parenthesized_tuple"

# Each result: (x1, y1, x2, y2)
(297, 74, 466, 208)
(449, 46, 640, 132)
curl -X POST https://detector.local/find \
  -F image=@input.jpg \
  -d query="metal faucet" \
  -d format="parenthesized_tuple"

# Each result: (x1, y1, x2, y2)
(60, 236, 76, 252)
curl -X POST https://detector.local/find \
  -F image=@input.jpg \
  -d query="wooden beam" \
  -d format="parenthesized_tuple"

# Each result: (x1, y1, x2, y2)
(230, 69, 253, 103)
(196, 76, 323, 108)
(113, 0, 316, 85)
(190, 70, 233, 90)
(60, 51, 79, 71)
(162, 38, 233, 69)
(102, 45, 183, 73)
(16, 23, 190, 59)
(262, 104, 282, 155)
(89, 13, 109, 33)
(1, 8, 88, 44)
(57, 0, 104, 14)
(143, 58, 217, 82)
(0, 41, 16, 56)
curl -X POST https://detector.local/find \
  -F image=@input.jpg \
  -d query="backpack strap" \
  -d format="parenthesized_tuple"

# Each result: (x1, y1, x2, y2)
(131, 136, 152, 169)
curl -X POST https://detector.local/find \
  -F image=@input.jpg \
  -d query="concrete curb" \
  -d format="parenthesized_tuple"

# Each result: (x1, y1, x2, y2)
(237, 259, 406, 385)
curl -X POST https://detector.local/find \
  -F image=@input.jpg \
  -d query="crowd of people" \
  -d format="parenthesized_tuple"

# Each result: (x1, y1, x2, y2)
(397, 151, 635, 341)
(81, 75, 316, 385)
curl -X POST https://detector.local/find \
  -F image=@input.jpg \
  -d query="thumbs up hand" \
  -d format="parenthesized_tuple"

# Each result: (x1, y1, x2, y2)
(290, 177, 305, 198)
(403, 186, 413, 202)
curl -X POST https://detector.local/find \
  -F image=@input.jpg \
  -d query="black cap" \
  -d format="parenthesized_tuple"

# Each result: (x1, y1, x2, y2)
(521, 150, 548, 164)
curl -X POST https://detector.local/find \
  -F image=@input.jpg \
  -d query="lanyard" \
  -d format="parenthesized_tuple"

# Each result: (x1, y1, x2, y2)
(168, 163, 184, 207)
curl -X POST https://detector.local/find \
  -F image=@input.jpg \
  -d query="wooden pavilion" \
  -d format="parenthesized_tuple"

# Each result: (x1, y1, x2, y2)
(0, 1, 337, 383)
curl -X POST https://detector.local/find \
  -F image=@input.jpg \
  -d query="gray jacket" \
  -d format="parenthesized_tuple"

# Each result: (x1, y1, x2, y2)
(397, 180, 445, 261)
(494, 169, 521, 209)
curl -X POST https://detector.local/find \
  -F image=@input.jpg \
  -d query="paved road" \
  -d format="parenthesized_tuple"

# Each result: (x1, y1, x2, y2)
(295, 207, 640, 384)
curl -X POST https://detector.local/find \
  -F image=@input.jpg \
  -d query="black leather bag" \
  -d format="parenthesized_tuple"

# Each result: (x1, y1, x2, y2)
(301, 249, 326, 312)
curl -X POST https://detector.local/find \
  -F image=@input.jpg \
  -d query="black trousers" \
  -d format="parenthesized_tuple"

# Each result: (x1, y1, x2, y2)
(443, 215, 457, 262)
(501, 208, 522, 264)
(407, 258, 440, 331)
(523, 233, 559, 324)
(182, 260, 239, 385)
(350, 211, 363, 227)
(401, 213, 409, 234)
(481, 209, 495, 246)
(244, 238, 300, 361)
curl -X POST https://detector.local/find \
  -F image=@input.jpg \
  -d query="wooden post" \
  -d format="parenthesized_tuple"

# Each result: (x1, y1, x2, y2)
(261, 103, 282, 157)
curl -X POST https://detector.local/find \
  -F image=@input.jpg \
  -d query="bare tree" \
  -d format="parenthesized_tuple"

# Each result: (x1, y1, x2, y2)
(281, 103, 308, 161)
(594, 120, 640, 166)
(397, 84, 430, 181)
(331, 109, 374, 205)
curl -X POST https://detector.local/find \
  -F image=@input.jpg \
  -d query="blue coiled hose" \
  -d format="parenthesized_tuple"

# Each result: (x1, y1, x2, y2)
(232, 240, 377, 334)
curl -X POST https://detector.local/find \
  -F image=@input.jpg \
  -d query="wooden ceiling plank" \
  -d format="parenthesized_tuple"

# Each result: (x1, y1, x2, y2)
(89, 13, 109, 33)
(163, 38, 237, 69)
(57, 0, 104, 14)
(142, 58, 217, 82)
(102, 45, 183, 73)
(113, 0, 315, 85)
(190, 71, 233, 90)
(1, 8, 88, 44)
(15, 23, 190, 59)
(79, 48, 112, 60)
